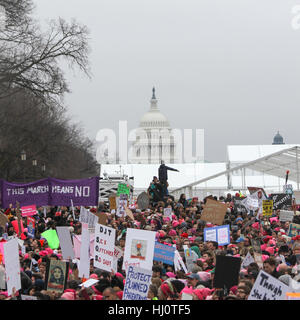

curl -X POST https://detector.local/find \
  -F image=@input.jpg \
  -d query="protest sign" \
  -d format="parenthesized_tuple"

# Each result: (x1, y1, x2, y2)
(174, 250, 188, 273)
(248, 270, 289, 300)
(233, 197, 248, 215)
(3, 238, 21, 295)
(137, 192, 149, 210)
(11, 219, 24, 236)
(0, 177, 99, 207)
(27, 216, 35, 238)
(288, 223, 300, 237)
(79, 206, 89, 224)
(73, 234, 94, 259)
(109, 195, 117, 210)
(262, 200, 273, 217)
(112, 246, 124, 273)
(163, 208, 172, 219)
(0, 265, 5, 289)
(204, 225, 230, 246)
(21, 205, 37, 217)
(41, 229, 60, 249)
(56, 227, 75, 260)
(117, 183, 130, 196)
(251, 238, 263, 268)
(45, 259, 69, 294)
(279, 210, 294, 222)
(246, 196, 259, 210)
(248, 187, 267, 198)
(214, 255, 241, 291)
(123, 228, 156, 272)
(241, 252, 255, 269)
(80, 278, 99, 288)
(283, 184, 293, 195)
(153, 242, 175, 265)
(78, 223, 90, 278)
(125, 207, 134, 220)
(183, 246, 194, 272)
(270, 194, 292, 210)
(94, 223, 116, 272)
(116, 194, 128, 217)
(200, 199, 227, 225)
(123, 266, 152, 300)
(294, 191, 300, 204)
(21, 295, 37, 300)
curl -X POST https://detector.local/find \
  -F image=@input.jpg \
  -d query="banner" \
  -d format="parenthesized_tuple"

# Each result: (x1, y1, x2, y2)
(94, 223, 116, 272)
(204, 225, 230, 246)
(248, 270, 289, 300)
(123, 266, 152, 300)
(200, 199, 227, 225)
(0, 177, 99, 208)
(153, 242, 175, 265)
(270, 194, 292, 210)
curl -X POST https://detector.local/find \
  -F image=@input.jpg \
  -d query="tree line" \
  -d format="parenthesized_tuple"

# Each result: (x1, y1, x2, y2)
(0, 0, 99, 181)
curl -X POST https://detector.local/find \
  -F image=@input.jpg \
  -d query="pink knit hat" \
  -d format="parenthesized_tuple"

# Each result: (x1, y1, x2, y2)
(265, 247, 275, 255)
(172, 221, 179, 228)
(169, 230, 177, 236)
(261, 244, 268, 251)
(252, 222, 260, 230)
(61, 292, 75, 300)
(262, 254, 269, 262)
(166, 272, 176, 278)
(89, 274, 98, 279)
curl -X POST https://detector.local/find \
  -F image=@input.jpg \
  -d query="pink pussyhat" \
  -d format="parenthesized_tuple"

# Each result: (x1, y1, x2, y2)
(172, 221, 179, 228)
(262, 254, 269, 262)
(261, 244, 268, 251)
(269, 217, 279, 224)
(265, 247, 275, 255)
(252, 222, 260, 230)
(169, 230, 177, 236)
(181, 286, 194, 295)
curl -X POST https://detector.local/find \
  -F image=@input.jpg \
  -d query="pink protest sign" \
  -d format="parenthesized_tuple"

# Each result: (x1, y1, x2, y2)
(21, 205, 37, 217)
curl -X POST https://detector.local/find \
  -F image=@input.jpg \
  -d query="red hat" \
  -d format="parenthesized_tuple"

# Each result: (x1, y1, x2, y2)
(263, 236, 272, 244)
(116, 291, 123, 299)
(90, 208, 97, 213)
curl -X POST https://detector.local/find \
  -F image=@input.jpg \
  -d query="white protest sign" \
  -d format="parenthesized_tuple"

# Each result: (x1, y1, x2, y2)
(79, 278, 99, 288)
(123, 228, 156, 272)
(217, 225, 230, 246)
(3, 238, 21, 295)
(0, 265, 6, 289)
(79, 206, 88, 223)
(248, 270, 289, 300)
(279, 210, 294, 222)
(94, 223, 116, 272)
(183, 246, 194, 273)
(56, 227, 75, 260)
(21, 295, 37, 300)
(204, 228, 217, 242)
(174, 250, 188, 274)
(246, 196, 259, 209)
(78, 223, 90, 278)
(241, 252, 255, 269)
(123, 266, 152, 300)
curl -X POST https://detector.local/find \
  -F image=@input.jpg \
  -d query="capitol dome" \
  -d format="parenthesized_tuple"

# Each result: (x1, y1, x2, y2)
(272, 131, 285, 145)
(139, 88, 170, 128)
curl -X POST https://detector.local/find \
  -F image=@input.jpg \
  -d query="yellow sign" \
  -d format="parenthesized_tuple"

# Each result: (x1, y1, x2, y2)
(262, 200, 273, 217)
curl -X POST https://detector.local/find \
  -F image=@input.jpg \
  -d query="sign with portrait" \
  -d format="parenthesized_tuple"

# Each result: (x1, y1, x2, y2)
(45, 259, 69, 294)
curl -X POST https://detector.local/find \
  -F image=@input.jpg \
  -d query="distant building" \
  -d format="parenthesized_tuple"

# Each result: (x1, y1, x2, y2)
(272, 131, 285, 145)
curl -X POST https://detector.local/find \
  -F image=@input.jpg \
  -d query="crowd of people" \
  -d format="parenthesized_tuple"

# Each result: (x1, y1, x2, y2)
(0, 178, 300, 301)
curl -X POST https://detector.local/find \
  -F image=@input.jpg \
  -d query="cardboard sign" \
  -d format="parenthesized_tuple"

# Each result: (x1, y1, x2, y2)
(123, 266, 152, 300)
(97, 213, 108, 225)
(3, 239, 21, 295)
(117, 183, 130, 196)
(270, 194, 292, 210)
(45, 259, 69, 294)
(94, 224, 116, 272)
(122, 228, 156, 272)
(279, 210, 294, 222)
(109, 195, 117, 210)
(248, 270, 289, 300)
(288, 223, 300, 237)
(262, 200, 273, 217)
(200, 199, 227, 225)
(153, 242, 175, 265)
(137, 192, 149, 211)
(56, 227, 75, 260)
(125, 207, 134, 221)
(204, 225, 230, 246)
(214, 255, 241, 291)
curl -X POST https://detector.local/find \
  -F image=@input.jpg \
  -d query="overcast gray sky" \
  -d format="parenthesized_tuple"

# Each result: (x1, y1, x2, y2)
(34, 0, 300, 162)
